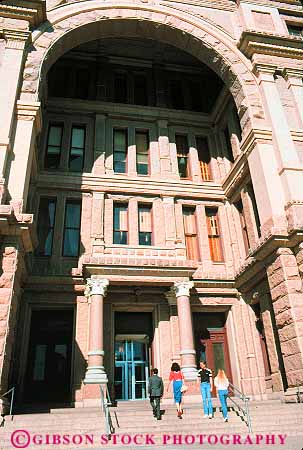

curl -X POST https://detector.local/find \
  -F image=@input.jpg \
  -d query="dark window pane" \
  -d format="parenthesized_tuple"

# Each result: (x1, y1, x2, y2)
(169, 79, 184, 109)
(224, 127, 234, 163)
(136, 131, 149, 175)
(287, 25, 303, 37)
(189, 81, 202, 112)
(114, 74, 127, 103)
(45, 124, 63, 169)
(113, 204, 128, 245)
(75, 69, 90, 99)
(134, 75, 148, 106)
(176, 135, 189, 178)
(114, 129, 127, 173)
(37, 198, 56, 256)
(69, 126, 85, 172)
(139, 232, 151, 245)
(63, 200, 81, 257)
(113, 231, 127, 245)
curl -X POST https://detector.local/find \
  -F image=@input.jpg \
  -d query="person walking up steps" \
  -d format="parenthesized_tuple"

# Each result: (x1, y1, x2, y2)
(148, 368, 164, 420)
(197, 360, 213, 418)
(167, 362, 184, 419)
(214, 369, 229, 422)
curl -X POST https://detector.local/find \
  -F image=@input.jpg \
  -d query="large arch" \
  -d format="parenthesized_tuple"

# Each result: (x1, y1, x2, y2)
(21, 1, 265, 134)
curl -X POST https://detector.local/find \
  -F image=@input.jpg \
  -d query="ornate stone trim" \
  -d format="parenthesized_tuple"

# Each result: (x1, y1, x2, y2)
(16, 101, 41, 132)
(0, 0, 46, 27)
(3, 30, 31, 50)
(173, 281, 194, 298)
(85, 278, 109, 297)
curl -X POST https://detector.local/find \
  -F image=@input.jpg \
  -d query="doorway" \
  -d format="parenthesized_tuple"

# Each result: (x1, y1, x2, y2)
(114, 339, 149, 400)
(24, 309, 74, 403)
(114, 311, 153, 400)
(193, 312, 232, 394)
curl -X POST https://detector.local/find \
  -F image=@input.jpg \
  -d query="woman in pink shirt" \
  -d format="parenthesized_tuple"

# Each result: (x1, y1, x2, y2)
(166, 362, 184, 418)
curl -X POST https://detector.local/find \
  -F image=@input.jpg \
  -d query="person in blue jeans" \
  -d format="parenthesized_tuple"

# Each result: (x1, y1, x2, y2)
(214, 369, 229, 422)
(197, 361, 213, 418)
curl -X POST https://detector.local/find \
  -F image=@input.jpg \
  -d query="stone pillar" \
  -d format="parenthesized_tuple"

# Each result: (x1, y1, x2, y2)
(266, 248, 303, 397)
(93, 114, 106, 175)
(0, 30, 30, 202)
(162, 196, 176, 247)
(157, 120, 174, 179)
(7, 101, 41, 212)
(172, 281, 197, 380)
(91, 192, 105, 254)
(283, 68, 303, 127)
(253, 64, 303, 206)
(84, 278, 109, 384)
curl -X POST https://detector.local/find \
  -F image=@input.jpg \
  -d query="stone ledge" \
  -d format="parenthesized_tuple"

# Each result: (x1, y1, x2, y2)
(0, 0, 46, 28)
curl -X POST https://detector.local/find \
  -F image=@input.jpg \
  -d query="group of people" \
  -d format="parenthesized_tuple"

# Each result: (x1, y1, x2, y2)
(148, 361, 229, 422)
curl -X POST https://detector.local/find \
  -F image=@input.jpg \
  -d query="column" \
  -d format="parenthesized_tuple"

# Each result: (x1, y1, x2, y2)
(283, 68, 303, 127)
(91, 192, 105, 254)
(253, 64, 303, 204)
(84, 278, 109, 384)
(266, 248, 303, 398)
(162, 196, 176, 247)
(7, 101, 41, 212)
(172, 281, 197, 380)
(0, 31, 30, 186)
(93, 114, 106, 175)
(157, 120, 174, 178)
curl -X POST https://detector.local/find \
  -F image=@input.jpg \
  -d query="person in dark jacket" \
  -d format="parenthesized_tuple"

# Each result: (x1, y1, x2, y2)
(148, 368, 164, 420)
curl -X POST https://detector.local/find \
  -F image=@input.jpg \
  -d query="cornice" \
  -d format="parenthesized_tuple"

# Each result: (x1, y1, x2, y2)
(238, 30, 303, 60)
(2, 29, 31, 49)
(0, 205, 37, 253)
(0, 1, 46, 28)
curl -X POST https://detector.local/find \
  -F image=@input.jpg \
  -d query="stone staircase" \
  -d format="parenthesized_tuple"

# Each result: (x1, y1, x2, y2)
(1, 399, 303, 450)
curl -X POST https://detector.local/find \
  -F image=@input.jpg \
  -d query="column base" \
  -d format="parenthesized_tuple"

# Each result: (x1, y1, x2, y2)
(284, 387, 300, 403)
(181, 365, 198, 381)
(83, 366, 108, 384)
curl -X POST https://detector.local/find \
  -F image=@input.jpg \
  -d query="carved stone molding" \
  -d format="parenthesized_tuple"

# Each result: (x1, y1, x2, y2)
(0, 0, 46, 28)
(85, 277, 109, 298)
(16, 101, 41, 131)
(3, 30, 31, 50)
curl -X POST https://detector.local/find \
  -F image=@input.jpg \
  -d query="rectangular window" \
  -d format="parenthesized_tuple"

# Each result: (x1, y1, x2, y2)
(206, 208, 224, 262)
(45, 124, 63, 169)
(113, 129, 128, 174)
(69, 126, 86, 172)
(113, 204, 128, 245)
(223, 127, 234, 163)
(134, 74, 148, 106)
(176, 134, 189, 178)
(183, 207, 199, 261)
(138, 204, 152, 246)
(114, 73, 127, 103)
(62, 200, 81, 257)
(169, 79, 184, 109)
(287, 24, 303, 37)
(136, 131, 149, 175)
(235, 200, 249, 254)
(196, 136, 212, 181)
(37, 198, 56, 256)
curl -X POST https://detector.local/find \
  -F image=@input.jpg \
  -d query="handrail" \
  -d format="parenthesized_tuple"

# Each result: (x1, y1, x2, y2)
(228, 383, 252, 433)
(0, 386, 15, 418)
(100, 384, 115, 439)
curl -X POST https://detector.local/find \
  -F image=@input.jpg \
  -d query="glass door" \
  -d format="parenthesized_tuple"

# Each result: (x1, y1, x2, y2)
(114, 340, 149, 400)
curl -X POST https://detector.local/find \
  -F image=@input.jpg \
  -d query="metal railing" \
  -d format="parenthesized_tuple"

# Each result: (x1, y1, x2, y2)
(0, 386, 15, 427)
(100, 384, 115, 438)
(228, 383, 252, 433)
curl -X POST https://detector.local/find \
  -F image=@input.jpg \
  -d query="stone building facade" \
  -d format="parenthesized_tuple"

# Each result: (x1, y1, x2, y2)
(0, 0, 302, 408)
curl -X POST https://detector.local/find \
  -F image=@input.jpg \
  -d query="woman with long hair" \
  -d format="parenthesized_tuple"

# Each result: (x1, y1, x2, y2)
(214, 369, 229, 422)
(166, 362, 184, 418)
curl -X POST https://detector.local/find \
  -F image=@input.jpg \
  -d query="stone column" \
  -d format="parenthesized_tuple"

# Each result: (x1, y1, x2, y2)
(283, 68, 303, 127)
(253, 64, 303, 205)
(266, 248, 303, 398)
(172, 281, 197, 380)
(157, 120, 174, 179)
(84, 278, 109, 384)
(0, 30, 30, 202)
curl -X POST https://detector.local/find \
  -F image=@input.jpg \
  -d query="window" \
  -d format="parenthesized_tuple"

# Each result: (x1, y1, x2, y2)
(62, 200, 81, 257)
(138, 204, 152, 245)
(37, 198, 56, 256)
(134, 74, 148, 106)
(287, 24, 303, 37)
(206, 208, 224, 262)
(45, 124, 63, 169)
(69, 126, 86, 172)
(189, 80, 202, 112)
(235, 200, 249, 254)
(183, 207, 199, 261)
(196, 136, 212, 181)
(223, 126, 234, 163)
(113, 129, 128, 174)
(169, 79, 184, 109)
(176, 135, 189, 178)
(113, 204, 128, 245)
(136, 131, 149, 175)
(114, 73, 127, 103)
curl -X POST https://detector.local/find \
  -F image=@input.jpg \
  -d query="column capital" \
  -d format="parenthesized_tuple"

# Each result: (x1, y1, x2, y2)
(282, 68, 303, 86)
(173, 281, 194, 298)
(85, 278, 109, 298)
(252, 63, 277, 82)
(3, 29, 31, 50)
